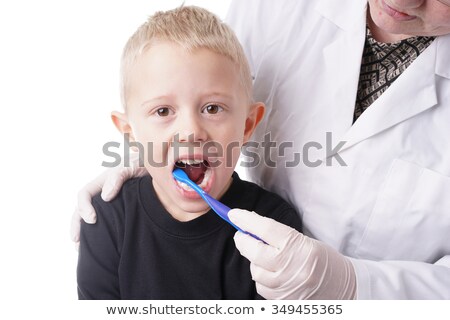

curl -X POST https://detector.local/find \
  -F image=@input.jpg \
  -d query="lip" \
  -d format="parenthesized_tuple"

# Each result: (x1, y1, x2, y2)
(381, 0, 417, 21)
(172, 154, 214, 199)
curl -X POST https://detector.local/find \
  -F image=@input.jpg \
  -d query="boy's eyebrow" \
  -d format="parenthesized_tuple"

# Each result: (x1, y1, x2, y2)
(140, 95, 172, 107)
(140, 92, 235, 107)
(202, 92, 235, 101)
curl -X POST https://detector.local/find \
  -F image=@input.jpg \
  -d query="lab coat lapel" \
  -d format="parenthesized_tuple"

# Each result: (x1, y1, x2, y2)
(315, 0, 367, 136)
(337, 37, 439, 153)
(435, 33, 450, 79)
(315, 0, 367, 32)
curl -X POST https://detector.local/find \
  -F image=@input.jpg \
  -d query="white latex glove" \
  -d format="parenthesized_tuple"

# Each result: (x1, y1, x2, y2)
(228, 209, 357, 300)
(70, 154, 147, 248)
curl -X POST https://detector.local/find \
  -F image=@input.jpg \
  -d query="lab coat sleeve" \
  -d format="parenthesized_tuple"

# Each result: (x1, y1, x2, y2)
(350, 256, 450, 299)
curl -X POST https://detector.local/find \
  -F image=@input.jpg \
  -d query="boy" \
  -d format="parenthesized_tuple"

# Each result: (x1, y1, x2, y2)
(77, 6, 302, 299)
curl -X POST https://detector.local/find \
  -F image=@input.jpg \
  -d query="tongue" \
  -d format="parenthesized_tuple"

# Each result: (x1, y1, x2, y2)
(183, 162, 207, 184)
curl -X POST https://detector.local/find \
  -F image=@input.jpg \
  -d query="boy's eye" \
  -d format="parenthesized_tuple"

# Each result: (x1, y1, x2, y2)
(203, 104, 223, 114)
(156, 107, 172, 117)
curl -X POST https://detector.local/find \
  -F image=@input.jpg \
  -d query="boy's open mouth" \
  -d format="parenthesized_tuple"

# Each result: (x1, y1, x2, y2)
(173, 158, 212, 192)
(175, 159, 208, 184)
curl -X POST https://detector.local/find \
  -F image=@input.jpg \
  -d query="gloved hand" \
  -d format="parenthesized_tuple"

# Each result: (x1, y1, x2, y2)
(228, 209, 357, 300)
(70, 154, 148, 248)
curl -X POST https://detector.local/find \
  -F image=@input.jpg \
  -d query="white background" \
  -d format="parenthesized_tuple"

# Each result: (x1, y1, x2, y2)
(0, 0, 230, 313)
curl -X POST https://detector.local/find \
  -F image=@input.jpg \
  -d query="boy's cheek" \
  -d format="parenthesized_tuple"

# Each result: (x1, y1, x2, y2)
(133, 140, 170, 168)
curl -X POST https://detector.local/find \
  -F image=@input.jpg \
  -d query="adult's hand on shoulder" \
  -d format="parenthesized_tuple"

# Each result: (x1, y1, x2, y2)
(229, 209, 356, 300)
(70, 154, 148, 249)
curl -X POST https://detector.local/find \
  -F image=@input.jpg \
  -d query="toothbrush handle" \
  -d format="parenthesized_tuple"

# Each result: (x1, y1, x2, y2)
(171, 170, 266, 243)
(239, 229, 266, 244)
(203, 194, 267, 244)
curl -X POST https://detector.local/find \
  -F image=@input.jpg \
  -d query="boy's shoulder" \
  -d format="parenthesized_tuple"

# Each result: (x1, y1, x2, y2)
(91, 176, 144, 217)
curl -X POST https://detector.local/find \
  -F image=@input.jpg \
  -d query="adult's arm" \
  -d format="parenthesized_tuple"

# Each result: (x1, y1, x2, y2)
(350, 255, 450, 299)
(229, 209, 450, 299)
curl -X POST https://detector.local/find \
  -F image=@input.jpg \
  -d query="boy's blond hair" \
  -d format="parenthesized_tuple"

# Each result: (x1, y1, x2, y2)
(120, 5, 252, 109)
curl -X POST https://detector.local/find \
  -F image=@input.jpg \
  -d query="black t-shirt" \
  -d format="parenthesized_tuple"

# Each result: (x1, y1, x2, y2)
(77, 172, 302, 300)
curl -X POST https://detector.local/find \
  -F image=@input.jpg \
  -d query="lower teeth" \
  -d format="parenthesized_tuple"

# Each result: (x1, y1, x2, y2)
(178, 182, 193, 191)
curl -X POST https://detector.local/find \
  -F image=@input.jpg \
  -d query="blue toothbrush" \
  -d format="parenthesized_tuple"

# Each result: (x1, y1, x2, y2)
(172, 168, 266, 243)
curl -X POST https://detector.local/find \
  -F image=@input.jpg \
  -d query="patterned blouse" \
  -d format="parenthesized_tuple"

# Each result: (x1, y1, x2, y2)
(354, 27, 435, 122)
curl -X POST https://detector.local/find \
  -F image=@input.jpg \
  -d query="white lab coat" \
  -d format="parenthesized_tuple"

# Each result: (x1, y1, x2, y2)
(227, 0, 450, 299)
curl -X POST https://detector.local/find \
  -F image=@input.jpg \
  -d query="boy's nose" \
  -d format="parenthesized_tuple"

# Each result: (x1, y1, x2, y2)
(175, 114, 208, 143)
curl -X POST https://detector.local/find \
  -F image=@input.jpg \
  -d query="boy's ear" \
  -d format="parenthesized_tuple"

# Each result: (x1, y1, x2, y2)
(243, 102, 265, 143)
(111, 111, 135, 141)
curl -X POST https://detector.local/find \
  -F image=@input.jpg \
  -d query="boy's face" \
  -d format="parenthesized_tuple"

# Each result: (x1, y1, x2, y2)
(113, 41, 264, 221)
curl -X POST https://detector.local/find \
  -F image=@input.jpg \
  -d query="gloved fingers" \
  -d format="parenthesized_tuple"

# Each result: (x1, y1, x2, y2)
(77, 185, 98, 223)
(101, 157, 148, 201)
(253, 265, 308, 300)
(254, 282, 271, 300)
(73, 162, 148, 245)
(233, 231, 281, 271)
(229, 209, 299, 249)
(101, 167, 128, 202)
(255, 281, 285, 300)
(70, 208, 82, 244)
(250, 262, 284, 289)
(72, 176, 104, 244)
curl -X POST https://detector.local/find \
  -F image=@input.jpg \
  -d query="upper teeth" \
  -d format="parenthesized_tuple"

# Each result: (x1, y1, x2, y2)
(178, 159, 204, 165)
